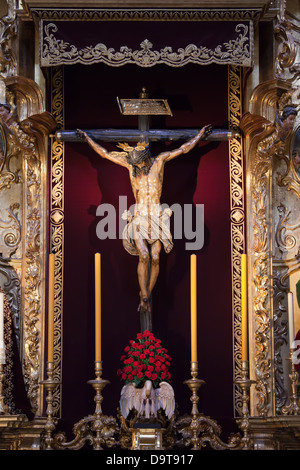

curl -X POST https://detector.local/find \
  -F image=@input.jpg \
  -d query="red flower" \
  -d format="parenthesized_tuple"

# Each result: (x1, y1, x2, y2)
(118, 331, 172, 388)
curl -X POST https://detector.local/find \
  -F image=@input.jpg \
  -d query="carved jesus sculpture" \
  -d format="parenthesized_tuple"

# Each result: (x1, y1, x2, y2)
(77, 125, 211, 329)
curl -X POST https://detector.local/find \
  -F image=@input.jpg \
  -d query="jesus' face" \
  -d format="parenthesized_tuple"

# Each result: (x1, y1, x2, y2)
(127, 148, 150, 166)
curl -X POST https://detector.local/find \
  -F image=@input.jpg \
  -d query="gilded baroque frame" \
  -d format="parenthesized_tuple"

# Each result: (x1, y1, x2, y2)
(49, 63, 245, 417)
(241, 79, 300, 418)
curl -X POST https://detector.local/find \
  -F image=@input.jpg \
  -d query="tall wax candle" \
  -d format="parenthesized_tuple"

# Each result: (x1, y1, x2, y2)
(241, 254, 248, 362)
(287, 292, 295, 349)
(190, 254, 197, 363)
(48, 254, 55, 363)
(95, 253, 101, 362)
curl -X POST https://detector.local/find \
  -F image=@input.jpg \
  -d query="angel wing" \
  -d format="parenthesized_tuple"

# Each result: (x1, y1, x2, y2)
(155, 382, 175, 419)
(120, 383, 140, 418)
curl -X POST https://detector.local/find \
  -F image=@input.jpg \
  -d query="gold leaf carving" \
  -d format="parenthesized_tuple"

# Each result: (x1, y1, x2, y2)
(50, 67, 64, 416)
(228, 65, 246, 417)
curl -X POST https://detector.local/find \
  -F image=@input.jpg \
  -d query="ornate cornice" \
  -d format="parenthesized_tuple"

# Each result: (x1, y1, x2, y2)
(30, 7, 264, 21)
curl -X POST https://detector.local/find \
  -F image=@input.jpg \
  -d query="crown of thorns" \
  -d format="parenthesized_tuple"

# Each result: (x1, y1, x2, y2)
(117, 141, 149, 152)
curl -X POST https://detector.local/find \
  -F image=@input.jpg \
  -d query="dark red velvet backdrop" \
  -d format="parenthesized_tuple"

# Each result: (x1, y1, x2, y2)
(54, 62, 236, 439)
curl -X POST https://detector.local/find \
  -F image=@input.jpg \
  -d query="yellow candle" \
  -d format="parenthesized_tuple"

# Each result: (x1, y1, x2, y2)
(48, 254, 55, 362)
(190, 254, 197, 363)
(287, 292, 295, 349)
(241, 254, 248, 361)
(95, 253, 101, 362)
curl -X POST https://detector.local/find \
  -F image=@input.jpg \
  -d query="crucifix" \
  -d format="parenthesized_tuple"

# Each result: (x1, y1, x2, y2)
(55, 88, 236, 333)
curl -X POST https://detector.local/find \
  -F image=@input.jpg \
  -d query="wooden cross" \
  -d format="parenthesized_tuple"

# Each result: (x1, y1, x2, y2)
(55, 88, 236, 144)
(55, 89, 237, 332)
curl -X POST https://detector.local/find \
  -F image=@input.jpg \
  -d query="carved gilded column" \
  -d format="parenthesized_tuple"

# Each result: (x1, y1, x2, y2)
(241, 79, 298, 419)
(228, 64, 247, 417)
(240, 0, 300, 424)
(0, 76, 56, 415)
(49, 66, 64, 416)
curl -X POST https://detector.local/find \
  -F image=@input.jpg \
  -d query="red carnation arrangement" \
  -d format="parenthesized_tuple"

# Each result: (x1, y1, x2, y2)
(117, 330, 172, 389)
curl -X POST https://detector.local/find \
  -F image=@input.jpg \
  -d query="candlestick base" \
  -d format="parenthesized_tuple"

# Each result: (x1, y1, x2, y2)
(51, 361, 118, 450)
(234, 360, 256, 449)
(282, 351, 300, 416)
(176, 361, 244, 450)
(39, 361, 61, 450)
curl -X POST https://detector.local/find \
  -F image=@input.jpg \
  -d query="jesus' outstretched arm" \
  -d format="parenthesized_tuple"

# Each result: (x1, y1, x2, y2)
(157, 124, 212, 163)
(76, 129, 129, 168)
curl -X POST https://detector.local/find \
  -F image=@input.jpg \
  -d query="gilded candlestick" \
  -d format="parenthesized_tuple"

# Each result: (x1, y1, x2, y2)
(235, 360, 255, 449)
(177, 360, 244, 450)
(181, 361, 205, 449)
(40, 361, 60, 450)
(87, 361, 110, 419)
(184, 361, 205, 418)
(51, 360, 117, 450)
